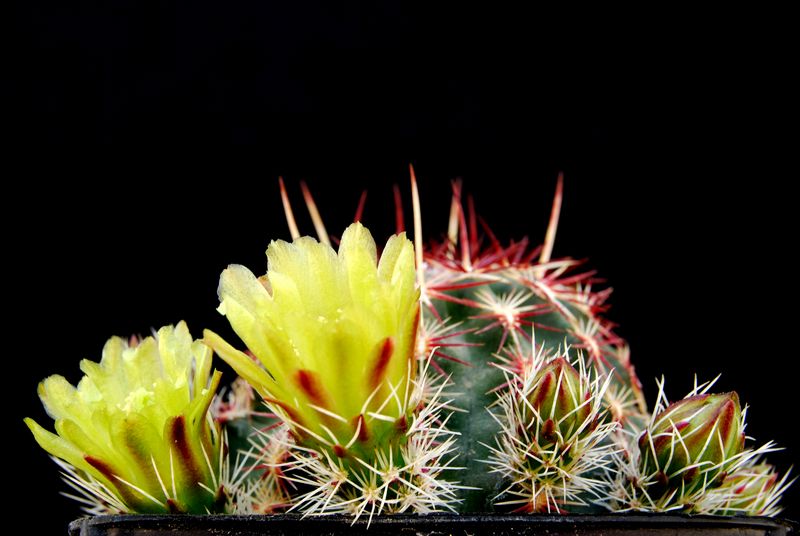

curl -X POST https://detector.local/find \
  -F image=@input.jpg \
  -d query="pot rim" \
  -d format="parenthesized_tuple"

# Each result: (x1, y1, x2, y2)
(70, 512, 798, 532)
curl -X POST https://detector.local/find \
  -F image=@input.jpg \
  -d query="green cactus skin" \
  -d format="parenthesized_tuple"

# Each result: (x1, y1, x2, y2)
(416, 182, 647, 512)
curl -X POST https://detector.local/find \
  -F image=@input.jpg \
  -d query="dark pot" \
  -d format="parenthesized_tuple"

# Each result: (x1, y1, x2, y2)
(69, 513, 797, 536)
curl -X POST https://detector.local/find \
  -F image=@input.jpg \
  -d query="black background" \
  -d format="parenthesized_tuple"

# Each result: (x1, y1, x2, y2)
(13, 3, 797, 533)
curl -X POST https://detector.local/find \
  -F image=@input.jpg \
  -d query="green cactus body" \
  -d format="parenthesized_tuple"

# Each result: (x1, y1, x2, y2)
(417, 186, 647, 511)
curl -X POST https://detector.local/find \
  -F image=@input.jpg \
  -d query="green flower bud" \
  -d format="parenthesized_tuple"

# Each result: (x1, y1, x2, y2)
(527, 357, 593, 445)
(638, 392, 745, 494)
(699, 462, 793, 516)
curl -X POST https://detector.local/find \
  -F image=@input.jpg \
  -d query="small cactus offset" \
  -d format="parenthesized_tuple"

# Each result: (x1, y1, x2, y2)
(26, 170, 792, 523)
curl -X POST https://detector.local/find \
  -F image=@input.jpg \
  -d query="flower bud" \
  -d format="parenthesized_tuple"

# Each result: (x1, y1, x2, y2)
(527, 357, 592, 444)
(699, 462, 793, 516)
(638, 392, 744, 493)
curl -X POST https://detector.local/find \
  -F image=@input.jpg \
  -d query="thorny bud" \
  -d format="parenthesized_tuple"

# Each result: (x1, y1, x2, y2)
(526, 357, 593, 444)
(638, 392, 744, 495)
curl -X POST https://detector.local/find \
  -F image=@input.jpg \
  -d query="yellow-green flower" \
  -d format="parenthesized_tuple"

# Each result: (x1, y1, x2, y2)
(204, 222, 419, 462)
(25, 322, 226, 514)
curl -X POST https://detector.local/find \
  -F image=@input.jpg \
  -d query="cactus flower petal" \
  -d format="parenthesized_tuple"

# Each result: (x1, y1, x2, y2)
(206, 222, 419, 458)
(25, 322, 226, 514)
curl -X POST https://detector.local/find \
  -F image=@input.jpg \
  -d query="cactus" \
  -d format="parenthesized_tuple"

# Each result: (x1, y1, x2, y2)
(26, 171, 792, 521)
(211, 173, 789, 517)
(25, 322, 229, 514)
(414, 175, 647, 511)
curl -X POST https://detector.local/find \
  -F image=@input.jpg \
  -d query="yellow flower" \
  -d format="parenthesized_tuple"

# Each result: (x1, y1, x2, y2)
(25, 322, 225, 514)
(204, 222, 419, 461)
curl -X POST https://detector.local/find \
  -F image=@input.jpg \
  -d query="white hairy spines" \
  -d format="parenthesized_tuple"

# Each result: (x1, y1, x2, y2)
(238, 357, 464, 525)
(486, 342, 619, 512)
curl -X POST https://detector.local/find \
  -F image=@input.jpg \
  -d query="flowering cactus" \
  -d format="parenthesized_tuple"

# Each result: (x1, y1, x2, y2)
(25, 322, 227, 514)
(205, 222, 461, 520)
(26, 173, 792, 522)
(218, 175, 788, 517)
